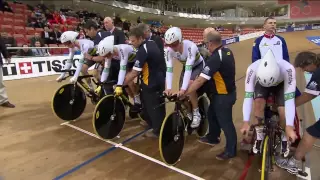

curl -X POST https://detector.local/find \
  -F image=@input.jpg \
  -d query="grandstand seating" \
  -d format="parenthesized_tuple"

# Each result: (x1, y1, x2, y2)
(1, 1, 263, 49)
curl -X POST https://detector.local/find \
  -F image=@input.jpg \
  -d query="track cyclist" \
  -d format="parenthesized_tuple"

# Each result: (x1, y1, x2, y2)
(241, 49, 297, 157)
(96, 35, 141, 110)
(163, 27, 205, 128)
(56, 31, 95, 90)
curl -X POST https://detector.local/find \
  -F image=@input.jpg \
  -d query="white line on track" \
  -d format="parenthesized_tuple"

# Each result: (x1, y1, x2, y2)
(60, 122, 205, 180)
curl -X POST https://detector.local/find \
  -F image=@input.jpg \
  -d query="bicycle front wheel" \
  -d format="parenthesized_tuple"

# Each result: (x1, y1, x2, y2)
(261, 136, 271, 180)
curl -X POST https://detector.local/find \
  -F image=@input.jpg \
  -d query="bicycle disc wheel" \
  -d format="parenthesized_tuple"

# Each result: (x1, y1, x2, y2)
(196, 95, 209, 137)
(159, 112, 185, 165)
(52, 84, 86, 121)
(92, 95, 126, 140)
(261, 136, 270, 180)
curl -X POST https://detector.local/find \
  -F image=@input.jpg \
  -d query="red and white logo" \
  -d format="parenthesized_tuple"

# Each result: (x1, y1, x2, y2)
(18, 62, 33, 74)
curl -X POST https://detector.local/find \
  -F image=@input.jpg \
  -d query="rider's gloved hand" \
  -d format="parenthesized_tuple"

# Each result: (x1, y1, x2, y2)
(240, 122, 250, 135)
(114, 85, 123, 96)
(70, 76, 78, 83)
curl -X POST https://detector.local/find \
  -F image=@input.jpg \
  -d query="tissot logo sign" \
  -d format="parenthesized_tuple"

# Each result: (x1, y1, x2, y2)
(2, 63, 17, 76)
(2, 56, 83, 81)
(19, 62, 33, 74)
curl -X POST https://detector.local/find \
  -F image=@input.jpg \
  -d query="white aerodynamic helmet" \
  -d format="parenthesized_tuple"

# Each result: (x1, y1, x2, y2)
(97, 35, 115, 56)
(60, 31, 79, 43)
(256, 49, 281, 87)
(164, 27, 182, 45)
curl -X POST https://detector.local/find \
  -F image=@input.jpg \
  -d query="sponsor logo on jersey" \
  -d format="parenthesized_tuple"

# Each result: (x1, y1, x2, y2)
(274, 41, 280, 45)
(246, 69, 254, 84)
(307, 81, 318, 90)
(245, 92, 254, 98)
(284, 92, 295, 101)
(134, 60, 140, 67)
(286, 69, 293, 85)
(202, 66, 210, 75)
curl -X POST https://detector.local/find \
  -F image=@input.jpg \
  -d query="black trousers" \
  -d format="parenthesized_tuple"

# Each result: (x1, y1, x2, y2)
(141, 85, 166, 135)
(207, 91, 237, 156)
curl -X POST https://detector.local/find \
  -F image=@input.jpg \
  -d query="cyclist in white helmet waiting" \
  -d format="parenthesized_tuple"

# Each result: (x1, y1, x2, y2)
(57, 31, 95, 91)
(163, 27, 205, 128)
(96, 35, 141, 109)
(241, 49, 297, 157)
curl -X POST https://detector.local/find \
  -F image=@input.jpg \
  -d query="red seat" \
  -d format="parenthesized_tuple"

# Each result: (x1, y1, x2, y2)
(14, 26, 26, 34)
(26, 27, 35, 35)
(14, 13, 24, 19)
(1, 25, 13, 32)
(26, 34, 34, 42)
(59, 44, 69, 54)
(49, 44, 61, 55)
(3, 12, 14, 18)
(2, 18, 13, 25)
(14, 8, 24, 13)
(13, 34, 27, 44)
(35, 28, 44, 33)
(14, 19, 25, 26)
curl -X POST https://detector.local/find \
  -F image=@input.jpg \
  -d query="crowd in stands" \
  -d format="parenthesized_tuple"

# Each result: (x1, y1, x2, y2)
(0, 0, 263, 57)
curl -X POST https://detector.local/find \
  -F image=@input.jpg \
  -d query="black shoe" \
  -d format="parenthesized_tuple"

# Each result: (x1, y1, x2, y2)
(1, 101, 15, 108)
(130, 103, 142, 113)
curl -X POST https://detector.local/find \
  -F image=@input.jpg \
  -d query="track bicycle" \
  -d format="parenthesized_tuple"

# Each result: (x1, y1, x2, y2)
(245, 94, 303, 180)
(92, 81, 145, 140)
(51, 68, 115, 120)
(158, 93, 209, 165)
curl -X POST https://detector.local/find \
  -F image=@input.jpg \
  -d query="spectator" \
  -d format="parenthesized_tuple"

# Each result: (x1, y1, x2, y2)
(41, 26, 55, 44)
(78, 29, 86, 39)
(52, 26, 62, 44)
(0, 32, 17, 55)
(30, 32, 44, 47)
(103, 17, 126, 45)
(32, 41, 49, 56)
(27, 12, 41, 28)
(0, 34, 14, 108)
(0, 0, 13, 12)
(17, 44, 34, 56)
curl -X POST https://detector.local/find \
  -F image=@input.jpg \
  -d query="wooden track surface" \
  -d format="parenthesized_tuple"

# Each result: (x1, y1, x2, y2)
(0, 30, 319, 180)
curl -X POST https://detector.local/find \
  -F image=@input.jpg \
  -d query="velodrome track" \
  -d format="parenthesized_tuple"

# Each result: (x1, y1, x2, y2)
(0, 30, 319, 180)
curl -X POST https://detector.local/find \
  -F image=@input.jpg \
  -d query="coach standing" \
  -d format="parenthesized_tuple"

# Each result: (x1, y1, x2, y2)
(184, 28, 237, 160)
(0, 35, 15, 108)
(123, 25, 166, 138)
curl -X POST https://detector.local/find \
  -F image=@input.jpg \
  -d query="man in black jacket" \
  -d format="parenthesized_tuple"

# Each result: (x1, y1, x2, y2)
(0, 35, 15, 108)
(83, 20, 111, 81)
(103, 17, 126, 45)
(103, 17, 126, 85)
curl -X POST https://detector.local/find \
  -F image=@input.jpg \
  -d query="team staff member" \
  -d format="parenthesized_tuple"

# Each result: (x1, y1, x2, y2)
(123, 25, 166, 138)
(0, 35, 14, 108)
(138, 23, 166, 75)
(276, 52, 320, 174)
(104, 17, 126, 85)
(83, 20, 111, 80)
(184, 28, 237, 160)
